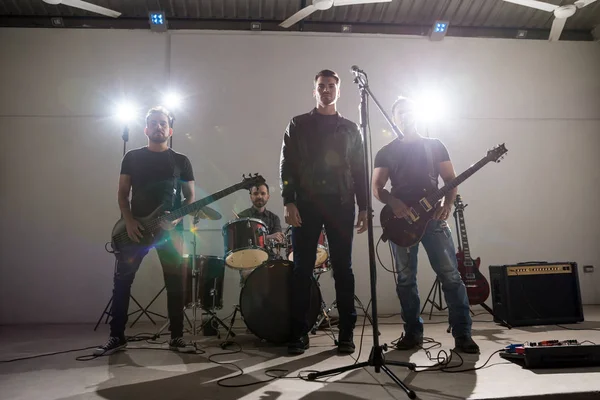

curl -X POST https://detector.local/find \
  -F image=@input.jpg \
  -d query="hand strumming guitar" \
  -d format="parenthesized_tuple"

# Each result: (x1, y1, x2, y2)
(125, 217, 144, 243)
(389, 197, 411, 219)
(433, 203, 452, 221)
(159, 211, 181, 231)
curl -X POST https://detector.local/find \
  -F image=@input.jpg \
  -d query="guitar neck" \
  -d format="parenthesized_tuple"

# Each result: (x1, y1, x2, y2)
(426, 157, 490, 205)
(456, 209, 472, 261)
(163, 183, 244, 222)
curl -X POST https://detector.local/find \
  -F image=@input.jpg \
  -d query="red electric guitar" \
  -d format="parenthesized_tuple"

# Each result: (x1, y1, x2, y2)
(454, 194, 490, 305)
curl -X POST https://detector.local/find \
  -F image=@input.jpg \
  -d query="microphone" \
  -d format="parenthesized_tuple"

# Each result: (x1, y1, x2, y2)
(350, 65, 365, 75)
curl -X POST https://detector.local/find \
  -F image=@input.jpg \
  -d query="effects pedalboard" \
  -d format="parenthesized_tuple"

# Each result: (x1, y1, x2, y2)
(499, 339, 600, 369)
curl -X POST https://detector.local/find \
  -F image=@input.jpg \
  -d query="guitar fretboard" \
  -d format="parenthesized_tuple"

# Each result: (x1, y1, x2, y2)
(425, 158, 490, 206)
(456, 209, 472, 262)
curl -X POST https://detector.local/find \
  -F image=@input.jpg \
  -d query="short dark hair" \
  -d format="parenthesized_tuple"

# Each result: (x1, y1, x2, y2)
(314, 69, 340, 84)
(391, 96, 415, 117)
(145, 106, 174, 127)
(249, 182, 269, 194)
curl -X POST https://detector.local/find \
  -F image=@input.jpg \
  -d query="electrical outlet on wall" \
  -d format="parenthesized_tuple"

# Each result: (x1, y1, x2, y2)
(583, 265, 594, 273)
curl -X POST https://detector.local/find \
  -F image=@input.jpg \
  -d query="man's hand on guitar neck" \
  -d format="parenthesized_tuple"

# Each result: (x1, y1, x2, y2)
(125, 217, 144, 243)
(160, 211, 181, 231)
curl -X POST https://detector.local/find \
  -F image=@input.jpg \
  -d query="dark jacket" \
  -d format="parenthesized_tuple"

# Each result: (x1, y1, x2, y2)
(279, 108, 367, 211)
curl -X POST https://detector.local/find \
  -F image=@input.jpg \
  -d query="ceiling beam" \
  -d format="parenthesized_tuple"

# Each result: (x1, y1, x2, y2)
(0, 16, 594, 41)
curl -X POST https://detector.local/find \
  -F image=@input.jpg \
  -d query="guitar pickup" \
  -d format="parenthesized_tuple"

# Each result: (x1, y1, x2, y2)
(419, 198, 433, 212)
(405, 208, 419, 223)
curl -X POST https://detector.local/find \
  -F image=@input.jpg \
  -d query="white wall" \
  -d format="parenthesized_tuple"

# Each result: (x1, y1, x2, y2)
(1, 28, 599, 325)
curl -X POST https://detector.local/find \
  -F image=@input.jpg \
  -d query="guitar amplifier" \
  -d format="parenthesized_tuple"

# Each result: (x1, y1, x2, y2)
(489, 262, 584, 327)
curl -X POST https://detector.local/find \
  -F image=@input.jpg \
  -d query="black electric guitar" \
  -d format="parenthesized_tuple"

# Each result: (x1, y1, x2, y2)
(454, 194, 490, 305)
(110, 173, 265, 253)
(380, 144, 507, 248)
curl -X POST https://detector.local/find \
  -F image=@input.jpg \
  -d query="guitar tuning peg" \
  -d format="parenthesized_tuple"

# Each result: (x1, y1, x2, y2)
(242, 174, 246, 178)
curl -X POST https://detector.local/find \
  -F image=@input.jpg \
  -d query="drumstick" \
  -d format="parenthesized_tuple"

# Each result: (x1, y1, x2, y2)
(232, 209, 239, 218)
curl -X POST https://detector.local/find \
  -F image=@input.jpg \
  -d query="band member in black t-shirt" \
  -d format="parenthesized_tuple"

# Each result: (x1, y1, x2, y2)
(372, 96, 479, 354)
(280, 69, 368, 355)
(95, 106, 196, 355)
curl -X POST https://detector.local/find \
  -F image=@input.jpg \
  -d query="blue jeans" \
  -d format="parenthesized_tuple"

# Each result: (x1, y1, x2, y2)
(389, 219, 472, 338)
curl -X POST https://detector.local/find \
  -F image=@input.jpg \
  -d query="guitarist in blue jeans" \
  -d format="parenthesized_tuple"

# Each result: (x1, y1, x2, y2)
(371, 97, 479, 354)
(95, 106, 196, 355)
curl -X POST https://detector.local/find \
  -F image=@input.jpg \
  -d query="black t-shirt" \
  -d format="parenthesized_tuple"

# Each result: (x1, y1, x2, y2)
(374, 137, 450, 199)
(120, 147, 194, 218)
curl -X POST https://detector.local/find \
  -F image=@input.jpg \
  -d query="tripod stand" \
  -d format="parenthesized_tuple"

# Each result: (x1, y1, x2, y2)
(306, 67, 416, 399)
(95, 125, 156, 331)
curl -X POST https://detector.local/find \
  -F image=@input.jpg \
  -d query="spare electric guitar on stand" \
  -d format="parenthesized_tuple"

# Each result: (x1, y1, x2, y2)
(452, 194, 511, 328)
(454, 194, 490, 305)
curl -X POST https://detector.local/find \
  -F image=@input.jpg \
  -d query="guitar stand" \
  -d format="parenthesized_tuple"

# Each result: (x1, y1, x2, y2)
(94, 294, 157, 331)
(420, 277, 447, 320)
(128, 286, 168, 328)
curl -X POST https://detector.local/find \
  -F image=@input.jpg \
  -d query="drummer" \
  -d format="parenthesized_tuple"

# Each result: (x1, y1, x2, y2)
(238, 183, 285, 243)
(237, 183, 285, 281)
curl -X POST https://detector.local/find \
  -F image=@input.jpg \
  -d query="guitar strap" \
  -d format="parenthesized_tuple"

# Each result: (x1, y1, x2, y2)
(423, 138, 438, 190)
(167, 149, 181, 210)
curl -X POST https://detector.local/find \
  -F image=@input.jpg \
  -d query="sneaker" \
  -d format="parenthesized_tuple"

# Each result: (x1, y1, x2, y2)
(337, 330, 355, 354)
(455, 336, 480, 354)
(287, 334, 309, 355)
(169, 337, 196, 353)
(94, 336, 127, 356)
(394, 334, 423, 350)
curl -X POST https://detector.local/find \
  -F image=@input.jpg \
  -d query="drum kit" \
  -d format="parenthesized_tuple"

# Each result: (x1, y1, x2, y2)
(167, 205, 338, 344)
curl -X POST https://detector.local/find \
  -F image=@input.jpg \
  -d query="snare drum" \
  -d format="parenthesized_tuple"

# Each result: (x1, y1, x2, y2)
(285, 226, 331, 274)
(222, 218, 269, 270)
(239, 259, 322, 344)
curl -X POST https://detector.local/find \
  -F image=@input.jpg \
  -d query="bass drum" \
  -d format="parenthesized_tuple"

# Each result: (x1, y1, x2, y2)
(239, 260, 322, 344)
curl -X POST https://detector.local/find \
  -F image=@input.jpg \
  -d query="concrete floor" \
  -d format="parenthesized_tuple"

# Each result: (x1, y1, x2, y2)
(1, 306, 600, 400)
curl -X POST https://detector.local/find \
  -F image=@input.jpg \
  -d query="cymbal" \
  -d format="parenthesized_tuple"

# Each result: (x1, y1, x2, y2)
(192, 206, 222, 221)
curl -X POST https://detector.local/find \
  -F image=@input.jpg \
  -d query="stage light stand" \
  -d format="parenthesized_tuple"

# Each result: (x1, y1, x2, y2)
(306, 67, 417, 399)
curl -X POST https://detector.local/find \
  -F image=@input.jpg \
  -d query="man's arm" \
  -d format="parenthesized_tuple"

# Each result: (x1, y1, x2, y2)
(118, 174, 134, 221)
(181, 181, 195, 206)
(280, 120, 298, 206)
(372, 166, 411, 219)
(372, 167, 393, 205)
(349, 125, 367, 211)
(439, 161, 457, 207)
(272, 213, 282, 234)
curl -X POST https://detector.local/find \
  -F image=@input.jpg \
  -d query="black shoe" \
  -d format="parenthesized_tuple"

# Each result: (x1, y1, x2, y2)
(455, 336, 480, 354)
(288, 334, 309, 355)
(337, 330, 355, 354)
(394, 334, 423, 350)
(94, 336, 127, 356)
(169, 337, 196, 353)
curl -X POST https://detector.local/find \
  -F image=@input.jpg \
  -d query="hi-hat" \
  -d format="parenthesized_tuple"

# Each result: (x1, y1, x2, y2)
(192, 206, 222, 221)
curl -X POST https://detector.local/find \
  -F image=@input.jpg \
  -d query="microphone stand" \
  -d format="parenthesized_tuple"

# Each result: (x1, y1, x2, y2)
(307, 68, 417, 399)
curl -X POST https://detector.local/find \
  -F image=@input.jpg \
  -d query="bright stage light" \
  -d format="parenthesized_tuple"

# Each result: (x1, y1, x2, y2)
(413, 90, 447, 123)
(115, 101, 137, 123)
(163, 92, 181, 109)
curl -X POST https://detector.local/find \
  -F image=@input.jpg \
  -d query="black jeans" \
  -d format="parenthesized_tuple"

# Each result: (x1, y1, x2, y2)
(290, 195, 357, 339)
(110, 229, 185, 339)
